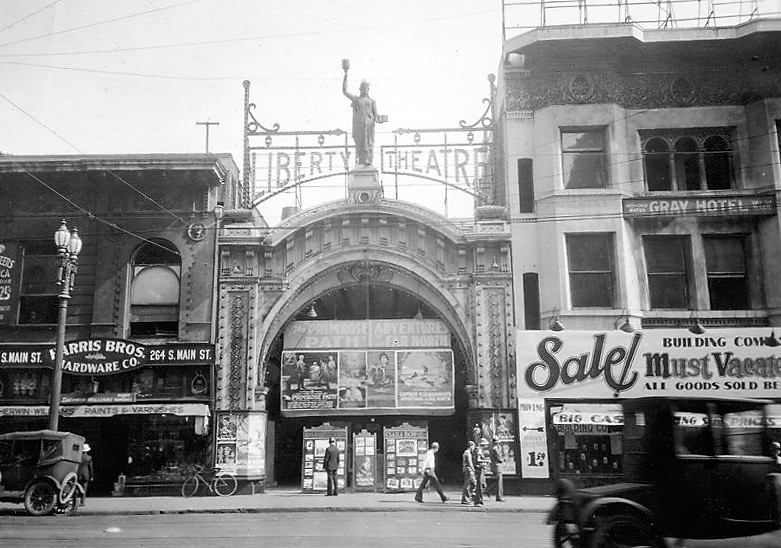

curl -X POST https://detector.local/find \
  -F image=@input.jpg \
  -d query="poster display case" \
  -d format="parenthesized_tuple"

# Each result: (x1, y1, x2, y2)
(301, 423, 347, 493)
(352, 429, 377, 492)
(383, 423, 427, 493)
(468, 409, 519, 476)
(214, 411, 267, 479)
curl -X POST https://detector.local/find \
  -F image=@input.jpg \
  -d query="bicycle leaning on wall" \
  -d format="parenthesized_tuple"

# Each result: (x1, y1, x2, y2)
(181, 464, 238, 497)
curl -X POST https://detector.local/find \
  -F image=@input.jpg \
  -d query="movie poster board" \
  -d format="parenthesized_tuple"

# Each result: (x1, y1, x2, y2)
(301, 423, 347, 493)
(215, 411, 267, 479)
(281, 320, 454, 417)
(468, 410, 518, 476)
(352, 429, 377, 492)
(383, 423, 427, 493)
(280, 348, 454, 416)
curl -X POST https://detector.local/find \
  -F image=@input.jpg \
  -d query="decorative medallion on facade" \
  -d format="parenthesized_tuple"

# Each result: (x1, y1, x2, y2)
(669, 77, 696, 105)
(186, 222, 207, 242)
(567, 75, 595, 103)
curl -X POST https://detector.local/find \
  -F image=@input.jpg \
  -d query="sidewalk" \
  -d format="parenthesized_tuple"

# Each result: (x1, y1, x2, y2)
(1, 488, 556, 517)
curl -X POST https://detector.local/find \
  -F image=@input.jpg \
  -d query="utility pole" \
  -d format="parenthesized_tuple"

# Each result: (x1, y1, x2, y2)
(196, 120, 220, 153)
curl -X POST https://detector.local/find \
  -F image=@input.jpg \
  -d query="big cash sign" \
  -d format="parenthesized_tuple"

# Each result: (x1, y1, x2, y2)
(517, 328, 781, 400)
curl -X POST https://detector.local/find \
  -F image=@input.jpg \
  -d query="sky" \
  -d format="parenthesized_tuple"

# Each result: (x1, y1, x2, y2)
(0, 0, 506, 224)
(1, 0, 776, 225)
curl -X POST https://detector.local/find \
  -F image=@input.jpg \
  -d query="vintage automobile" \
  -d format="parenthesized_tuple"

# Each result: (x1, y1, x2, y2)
(0, 430, 86, 516)
(549, 396, 781, 547)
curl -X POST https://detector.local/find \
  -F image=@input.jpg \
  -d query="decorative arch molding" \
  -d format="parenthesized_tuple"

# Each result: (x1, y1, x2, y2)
(267, 198, 469, 246)
(255, 249, 474, 391)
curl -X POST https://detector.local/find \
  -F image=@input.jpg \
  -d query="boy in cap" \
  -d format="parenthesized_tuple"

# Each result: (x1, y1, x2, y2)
(472, 438, 489, 506)
(461, 440, 477, 504)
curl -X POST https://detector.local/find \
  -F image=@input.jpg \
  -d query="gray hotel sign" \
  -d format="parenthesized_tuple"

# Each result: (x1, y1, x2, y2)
(623, 194, 776, 218)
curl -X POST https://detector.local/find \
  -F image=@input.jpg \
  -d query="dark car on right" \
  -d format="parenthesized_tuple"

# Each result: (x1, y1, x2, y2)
(549, 396, 781, 547)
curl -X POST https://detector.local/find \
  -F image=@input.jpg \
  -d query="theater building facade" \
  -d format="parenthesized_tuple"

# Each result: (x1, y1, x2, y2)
(0, 154, 239, 495)
(498, 19, 781, 492)
(214, 80, 518, 490)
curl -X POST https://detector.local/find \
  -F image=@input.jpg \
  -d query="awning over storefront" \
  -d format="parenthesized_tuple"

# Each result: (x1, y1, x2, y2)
(0, 403, 210, 418)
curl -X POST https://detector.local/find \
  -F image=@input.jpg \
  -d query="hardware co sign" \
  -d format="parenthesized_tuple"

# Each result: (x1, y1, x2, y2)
(39, 339, 215, 375)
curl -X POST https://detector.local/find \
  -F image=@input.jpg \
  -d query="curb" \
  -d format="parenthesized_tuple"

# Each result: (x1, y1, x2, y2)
(74, 505, 550, 516)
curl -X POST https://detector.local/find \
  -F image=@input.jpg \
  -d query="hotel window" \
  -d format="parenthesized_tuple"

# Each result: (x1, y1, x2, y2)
(18, 242, 59, 324)
(561, 129, 607, 189)
(704, 235, 749, 310)
(129, 240, 181, 338)
(566, 233, 615, 308)
(642, 130, 734, 192)
(644, 236, 690, 309)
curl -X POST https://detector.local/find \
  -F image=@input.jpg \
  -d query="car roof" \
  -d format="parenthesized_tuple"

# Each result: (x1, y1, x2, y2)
(0, 430, 75, 441)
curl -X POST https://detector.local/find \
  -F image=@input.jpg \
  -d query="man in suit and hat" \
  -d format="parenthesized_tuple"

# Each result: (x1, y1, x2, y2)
(78, 442, 94, 498)
(323, 437, 340, 496)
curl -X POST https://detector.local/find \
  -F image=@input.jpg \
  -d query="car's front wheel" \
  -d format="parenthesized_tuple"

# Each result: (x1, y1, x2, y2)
(589, 513, 663, 548)
(24, 481, 57, 516)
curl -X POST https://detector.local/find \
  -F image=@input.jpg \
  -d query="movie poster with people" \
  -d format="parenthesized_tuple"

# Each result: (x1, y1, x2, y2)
(281, 351, 338, 411)
(282, 320, 454, 416)
(365, 350, 396, 408)
(338, 351, 368, 408)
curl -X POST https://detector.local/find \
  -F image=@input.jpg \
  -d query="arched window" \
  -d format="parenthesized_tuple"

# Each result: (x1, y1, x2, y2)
(641, 129, 735, 192)
(129, 240, 181, 338)
(673, 137, 700, 191)
(644, 138, 671, 191)
(703, 136, 732, 190)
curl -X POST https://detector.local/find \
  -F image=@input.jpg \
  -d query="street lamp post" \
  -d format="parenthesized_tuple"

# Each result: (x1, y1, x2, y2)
(49, 219, 82, 431)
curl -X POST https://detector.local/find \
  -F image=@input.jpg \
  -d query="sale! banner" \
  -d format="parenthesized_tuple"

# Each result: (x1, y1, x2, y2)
(515, 328, 781, 479)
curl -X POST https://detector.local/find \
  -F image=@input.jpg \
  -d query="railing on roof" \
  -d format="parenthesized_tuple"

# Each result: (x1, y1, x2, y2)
(502, 0, 777, 40)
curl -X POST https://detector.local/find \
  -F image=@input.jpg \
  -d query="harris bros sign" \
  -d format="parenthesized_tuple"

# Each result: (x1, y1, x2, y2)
(0, 339, 214, 375)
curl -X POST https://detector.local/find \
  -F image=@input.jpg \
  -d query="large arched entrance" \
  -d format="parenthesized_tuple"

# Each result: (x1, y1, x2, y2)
(260, 255, 474, 487)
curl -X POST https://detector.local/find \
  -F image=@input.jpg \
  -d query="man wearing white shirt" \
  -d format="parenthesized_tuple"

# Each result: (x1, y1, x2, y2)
(414, 442, 449, 503)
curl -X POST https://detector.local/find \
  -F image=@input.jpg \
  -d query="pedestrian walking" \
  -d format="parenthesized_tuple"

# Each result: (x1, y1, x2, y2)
(78, 443, 94, 499)
(414, 442, 449, 503)
(484, 436, 505, 501)
(472, 438, 489, 506)
(323, 437, 340, 496)
(461, 440, 477, 504)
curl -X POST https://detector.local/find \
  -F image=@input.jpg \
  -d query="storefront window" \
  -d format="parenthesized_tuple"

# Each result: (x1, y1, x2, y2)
(551, 403, 623, 480)
(124, 416, 210, 481)
(60, 365, 209, 402)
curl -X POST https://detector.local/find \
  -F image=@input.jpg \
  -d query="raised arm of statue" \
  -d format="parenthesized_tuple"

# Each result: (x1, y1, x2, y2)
(342, 71, 356, 102)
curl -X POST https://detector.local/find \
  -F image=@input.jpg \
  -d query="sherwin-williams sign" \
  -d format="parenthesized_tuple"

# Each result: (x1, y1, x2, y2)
(0, 243, 19, 325)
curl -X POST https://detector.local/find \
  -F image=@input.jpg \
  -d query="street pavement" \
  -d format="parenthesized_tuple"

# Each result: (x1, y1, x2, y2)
(0, 487, 555, 516)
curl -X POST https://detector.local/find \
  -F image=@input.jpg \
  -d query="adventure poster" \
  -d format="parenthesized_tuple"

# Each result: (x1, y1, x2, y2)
(397, 350, 454, 408)
(365, 350, 396, 408)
